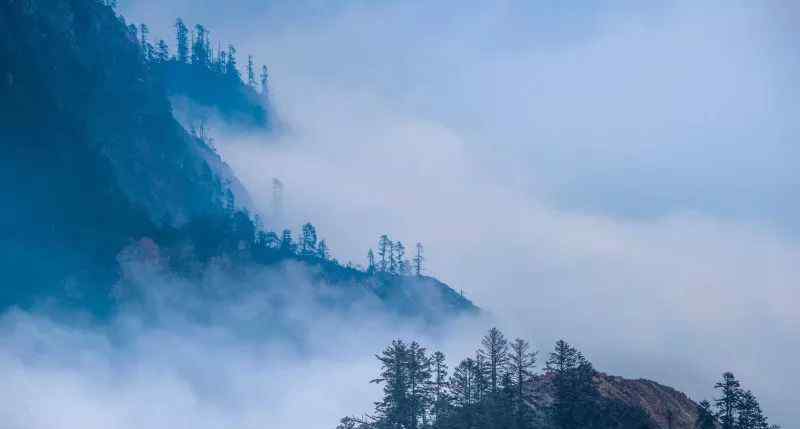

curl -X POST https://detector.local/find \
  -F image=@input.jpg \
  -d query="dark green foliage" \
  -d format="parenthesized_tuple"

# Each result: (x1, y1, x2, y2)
(545, 340, 597, 429)
(708, 374, 776, 429)
(715, 372, 741, 429)
(341, 333, 704, 429)
(694, 400, 716, 429)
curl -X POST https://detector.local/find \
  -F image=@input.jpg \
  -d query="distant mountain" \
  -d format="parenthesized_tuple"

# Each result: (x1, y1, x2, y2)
(0, 0, 476, 320)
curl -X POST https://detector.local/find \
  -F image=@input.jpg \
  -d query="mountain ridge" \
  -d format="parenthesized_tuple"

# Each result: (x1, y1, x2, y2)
(0, 0, 475, 321)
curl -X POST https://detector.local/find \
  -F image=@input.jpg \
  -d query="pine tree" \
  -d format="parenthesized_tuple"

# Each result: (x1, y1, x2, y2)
(175, 18, 189, 63)
(508, 338, 537, 428)
(407, 341, 433, 429)
(450, 358, 477, 408)
(695, 400, 716, 429)
(191, 25, 210, 68)
(226, 45, 241, 81)
(377, 235, 391, 272)
(413, 242, 424, 276)
(300, 222, 318, 256)
(473, 350, 490, 404)
(372, 340, 409, 428)
(260, 65, 269, 96)
(392, 241, 405, 275)
(317, 239, 329, 260)
(737, 390, 769, 429)
(247, 55, 256, 87)
(431, 351, 450, 425)
(139, 24, 152, 60)
(367, 249, 376, 274)
(481, 327, 510, 395)
(545, 340, 595, 429)
(714, 372, 741, 429)
(155, 40, 170, 63)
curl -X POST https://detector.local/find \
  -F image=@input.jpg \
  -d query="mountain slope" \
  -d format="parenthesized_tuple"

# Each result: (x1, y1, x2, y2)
(0, 0, 475, 320)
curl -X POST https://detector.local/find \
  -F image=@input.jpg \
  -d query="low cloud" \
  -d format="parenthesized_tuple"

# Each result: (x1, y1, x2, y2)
(76, 0, 800, 425)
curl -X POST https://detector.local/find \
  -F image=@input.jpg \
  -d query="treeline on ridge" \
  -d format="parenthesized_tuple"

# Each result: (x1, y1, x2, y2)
(337, 328, 780, 429)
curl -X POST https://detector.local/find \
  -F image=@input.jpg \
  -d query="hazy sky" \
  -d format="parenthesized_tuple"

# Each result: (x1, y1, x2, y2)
(34, 0, 798, 425)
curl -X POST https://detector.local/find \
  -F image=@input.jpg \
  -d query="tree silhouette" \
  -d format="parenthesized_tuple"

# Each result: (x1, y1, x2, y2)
(175, 18, 189, 63)
(155, 40, 169, 62)
(413, 242, 424, 276)
(247, 55, 256, 87)
(226, 45, 240, 81)
(260, 65, 269, 96)
(714, 372, 741, 429)
(377, 235, 391, 272)
(300, 222, 318, 256)
(317, 239, 329, 260)
(367, 249, 376, 274)
(480, 327, 509, 395)
(508, 338, 536, 428)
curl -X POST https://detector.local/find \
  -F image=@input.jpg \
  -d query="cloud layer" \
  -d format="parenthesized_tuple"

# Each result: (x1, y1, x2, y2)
(26, 0, 797, 425)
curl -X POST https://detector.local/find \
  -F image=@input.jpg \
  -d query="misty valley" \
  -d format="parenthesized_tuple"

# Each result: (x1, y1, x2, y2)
(0, 1, 793, 428)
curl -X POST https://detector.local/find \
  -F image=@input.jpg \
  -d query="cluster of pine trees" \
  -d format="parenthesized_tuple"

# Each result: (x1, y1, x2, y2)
(337, 329, 617, 429)
(367, 236, 425, 276)
(122, 16, 269, 96)
(694, 372, 779, 429)
(251, 221, 331, 261)
(337, 329, 781, 429)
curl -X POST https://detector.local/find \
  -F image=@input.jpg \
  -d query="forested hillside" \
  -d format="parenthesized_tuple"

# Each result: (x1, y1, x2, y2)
(0, 0, 475, 320)
(338, 328, 780, 429)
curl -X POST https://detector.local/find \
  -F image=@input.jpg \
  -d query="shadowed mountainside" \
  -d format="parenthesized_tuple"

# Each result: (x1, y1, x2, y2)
(0, 0, 475, 321)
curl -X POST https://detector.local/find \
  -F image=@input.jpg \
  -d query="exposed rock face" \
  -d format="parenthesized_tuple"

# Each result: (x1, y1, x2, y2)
(595, 374, 699, 429)
(524, 372, 700, 429)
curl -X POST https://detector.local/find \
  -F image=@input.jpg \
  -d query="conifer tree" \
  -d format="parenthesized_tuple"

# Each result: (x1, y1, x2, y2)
(247, 55, 256, 87)
(695, 400, 716, 429)
(450, 358, 477, 408)
(737, 390, 769, 429)
(545, 340, 595, 429)
(191, 25, 210, 68)
(317, 239, 329, 260)
(407, 341, 433, 429)
(508, 338, 536, 428)
(714, 372, 741, 429)
(431, 351, 450, 425)
(481, 327, 510, 395)
(175, 18, 189, 63)
(372, 340, 409, 428)
(392, 241, 405, 275)
(139, 24, 152, 60)
(226, 45, 241, 80)
(260, 65, 269, 96)
(300, 222, 318, 256)
(367, 249, 376, 274)
(377, 235, 391, 272)
(413, 242, 424, 276)
(156, 40, 170, 62)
